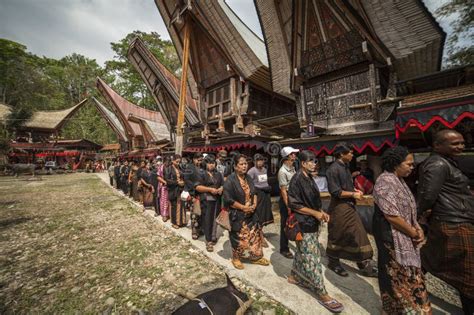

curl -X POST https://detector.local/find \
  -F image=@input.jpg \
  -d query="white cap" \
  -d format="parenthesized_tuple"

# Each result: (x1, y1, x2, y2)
(280, 146, 299, 158)
(155, 155, 162, 160)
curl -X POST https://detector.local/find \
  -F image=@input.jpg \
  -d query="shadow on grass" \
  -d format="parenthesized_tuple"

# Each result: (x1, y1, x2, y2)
(0, 217, 32, 230)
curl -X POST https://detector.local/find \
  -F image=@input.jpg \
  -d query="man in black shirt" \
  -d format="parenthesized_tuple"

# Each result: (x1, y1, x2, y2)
(326, 143, 376, 277)
(184, 153, 204, 239)
(418, 130, 474, 314)
(113, 160, 121, 189)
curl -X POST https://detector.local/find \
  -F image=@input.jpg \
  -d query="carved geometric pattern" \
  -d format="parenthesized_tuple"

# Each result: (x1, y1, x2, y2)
(301, 30, 366, 79)
(303, 70, 381, 126)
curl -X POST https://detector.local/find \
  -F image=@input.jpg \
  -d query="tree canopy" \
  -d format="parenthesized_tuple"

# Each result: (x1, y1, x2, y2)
(0, 31, 179, 145)
(435, 0, 473, 67)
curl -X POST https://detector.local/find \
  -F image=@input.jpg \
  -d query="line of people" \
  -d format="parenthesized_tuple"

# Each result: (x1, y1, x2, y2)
(105, 128, 473, 314)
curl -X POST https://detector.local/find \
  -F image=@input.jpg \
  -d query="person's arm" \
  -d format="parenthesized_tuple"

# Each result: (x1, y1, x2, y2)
(164, 167, 178, 187)
(223, 177, 252, 212)
(278, 169, 290, 206)
(417, 160, 448, 214)
(384, 215, 424, 244)
(288, 178, 328, 222)
(327, 167, 362, 200)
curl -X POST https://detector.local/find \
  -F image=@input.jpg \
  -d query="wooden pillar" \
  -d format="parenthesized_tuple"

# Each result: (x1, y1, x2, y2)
(175, 20, 191, 155)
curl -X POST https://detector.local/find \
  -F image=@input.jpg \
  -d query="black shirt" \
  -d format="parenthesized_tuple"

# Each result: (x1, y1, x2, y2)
(199, 170, 224, 202)
(183, 163, 201, 196)
(288, 170, 321, 233)
(327, 160, 355, 203)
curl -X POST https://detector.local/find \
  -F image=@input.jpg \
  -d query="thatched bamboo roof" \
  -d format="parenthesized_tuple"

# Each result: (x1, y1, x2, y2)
(91, 97, 128, 142)
(155, 0, 271, 90)
(128, 37, 200, 129)
(96, 78, 167, 139)
(255, 0, 445, 93)
(22, 99, 88, 132)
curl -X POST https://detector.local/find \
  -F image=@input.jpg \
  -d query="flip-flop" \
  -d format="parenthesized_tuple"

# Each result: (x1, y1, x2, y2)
(250, 257, 270, 266)
(286, 275, 300, 285)
(232, 259, 244, 270)
(280, 251, 294, 259)
(329, 265, 349, 277)
(318, 299, 344, 313)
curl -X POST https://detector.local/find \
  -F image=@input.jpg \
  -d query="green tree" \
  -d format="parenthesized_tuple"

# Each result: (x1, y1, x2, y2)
(105, 31, 180, 109)
(436, 0, 473, 67)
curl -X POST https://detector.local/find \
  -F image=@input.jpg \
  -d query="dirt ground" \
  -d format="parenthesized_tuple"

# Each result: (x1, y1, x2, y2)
(0, 173, 290, 314)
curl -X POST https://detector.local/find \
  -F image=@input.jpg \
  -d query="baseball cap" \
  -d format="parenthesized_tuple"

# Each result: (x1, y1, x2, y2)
(280, 146, 299, 158)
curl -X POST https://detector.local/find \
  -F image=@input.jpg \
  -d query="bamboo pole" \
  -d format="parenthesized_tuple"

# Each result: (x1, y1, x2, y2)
(175, 20, 191, 155)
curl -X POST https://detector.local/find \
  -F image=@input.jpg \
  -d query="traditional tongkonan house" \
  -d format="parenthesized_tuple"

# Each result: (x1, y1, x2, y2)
(127, 36, 200, 144)
(3, 99, 93, 165)
(91, 97, 129, 152)
(255, 0, 445, 173)
(154, 0, 296, 156)
(95, 77, 170, 159)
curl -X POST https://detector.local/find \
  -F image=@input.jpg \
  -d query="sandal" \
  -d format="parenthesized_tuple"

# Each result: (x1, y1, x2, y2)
(206, 242, 214, 252)
(360, 265, 378, 278)
(286, 275, 300, 285)
(172, 224, 180, 229)
(232, 259, 244, 270)
(250, 257, 270, 266)
(280, 251, 294, 259)
(329, 265, 349, 277)
(318, 299, 344, 313)
(192, 233, 199, 240)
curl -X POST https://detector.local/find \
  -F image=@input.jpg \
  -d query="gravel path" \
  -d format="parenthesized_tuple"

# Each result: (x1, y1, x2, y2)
(0, 173, 289, 314)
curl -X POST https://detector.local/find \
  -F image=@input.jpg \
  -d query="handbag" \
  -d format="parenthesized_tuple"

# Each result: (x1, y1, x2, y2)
(216, 208, 231, 231)
(192, 197, 201, 216)
(284, 210, 303, 241)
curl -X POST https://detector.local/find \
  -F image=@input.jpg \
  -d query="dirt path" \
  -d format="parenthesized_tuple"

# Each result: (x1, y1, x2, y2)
(0, 174, 289, 314)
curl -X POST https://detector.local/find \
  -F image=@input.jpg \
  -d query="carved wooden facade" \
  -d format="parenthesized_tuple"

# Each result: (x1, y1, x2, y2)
(256, 0, 445, 148)
(155, 0, 294, 145)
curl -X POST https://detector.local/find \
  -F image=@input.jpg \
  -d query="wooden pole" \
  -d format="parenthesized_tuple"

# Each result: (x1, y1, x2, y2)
(175, 20, 191, 155)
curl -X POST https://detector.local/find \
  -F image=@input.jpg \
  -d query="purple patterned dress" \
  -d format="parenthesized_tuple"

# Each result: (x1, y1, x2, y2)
(157, 164, 169, 218)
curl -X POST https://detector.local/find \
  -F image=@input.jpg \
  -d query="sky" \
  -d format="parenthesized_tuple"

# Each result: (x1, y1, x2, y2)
(0, 0, 455, 66)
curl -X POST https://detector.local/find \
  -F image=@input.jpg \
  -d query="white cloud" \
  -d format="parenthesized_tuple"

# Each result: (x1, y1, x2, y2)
(0, 0, 458, 66)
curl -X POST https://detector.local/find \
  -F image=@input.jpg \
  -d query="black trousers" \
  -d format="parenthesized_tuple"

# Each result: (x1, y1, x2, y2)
(109, 176, 113, 186)
(153, 191, 160, 215)
(279, 198, 290, 253)
(121, 178, 129, 194)
(461, 294, 474, 315)
(202, 200, 217, 242)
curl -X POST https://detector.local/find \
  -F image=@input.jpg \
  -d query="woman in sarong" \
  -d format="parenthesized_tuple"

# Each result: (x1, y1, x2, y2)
(287, 150, 344, 313)
(196, 155, 223, 252)
(165, 154, 186, 228)
(247, 153, 274, 247)
(139, 162, 155, 209)
(373, 146, 430, 314)
(157, 156, 169, 222)
(223, 153, 269, 270)
(129, 161, 140, 201)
